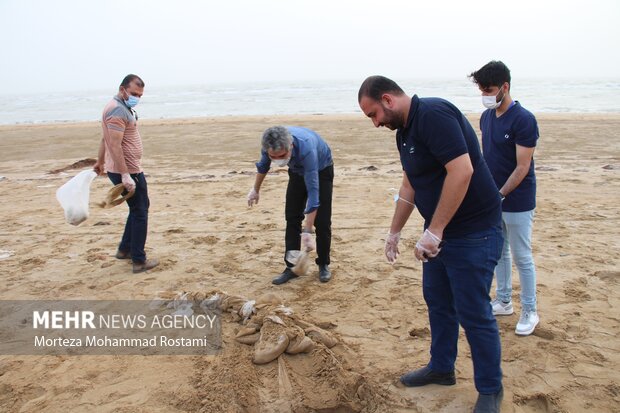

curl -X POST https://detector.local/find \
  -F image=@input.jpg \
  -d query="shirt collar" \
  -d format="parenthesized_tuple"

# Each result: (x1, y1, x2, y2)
(403, 95, 419, 132)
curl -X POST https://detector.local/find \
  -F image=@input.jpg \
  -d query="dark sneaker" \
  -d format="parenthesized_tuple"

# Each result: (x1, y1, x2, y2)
(115, 250, 130, 260)
(400, 366, 456, 387)
(473, 387, 503, 413)
(319, 265, 332, 283)
(272, 268, 298, 285)
(132, 258, 159, 273)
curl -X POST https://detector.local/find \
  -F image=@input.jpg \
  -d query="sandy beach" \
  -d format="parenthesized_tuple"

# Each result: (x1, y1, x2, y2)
(0, 114, 619, 412)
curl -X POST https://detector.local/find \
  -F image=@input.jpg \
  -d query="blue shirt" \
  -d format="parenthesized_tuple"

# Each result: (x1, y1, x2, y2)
(397, 96, 501, 237)
(256, 126, 333, 214)
(480, 101, 539, 212)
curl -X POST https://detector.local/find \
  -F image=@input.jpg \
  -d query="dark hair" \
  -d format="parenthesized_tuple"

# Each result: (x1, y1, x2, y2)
(358, 75, 404, 102)
(469, 61, 511, 88)
(120, 74, 145, 89)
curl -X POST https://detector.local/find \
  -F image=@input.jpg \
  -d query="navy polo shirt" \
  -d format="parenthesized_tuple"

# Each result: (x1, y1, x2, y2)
(256, 126, 333, 214)
(480, 101, 539, 212)
(396, 95, 501, 237)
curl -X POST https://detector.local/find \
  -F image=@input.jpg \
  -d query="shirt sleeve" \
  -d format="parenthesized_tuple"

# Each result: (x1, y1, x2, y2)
(104, 106, 128, 133)
(419, 109, 468, 165)
(255, 150, 271, 174)
(513, 112, 539, 148)
(301, 149, 320, 214)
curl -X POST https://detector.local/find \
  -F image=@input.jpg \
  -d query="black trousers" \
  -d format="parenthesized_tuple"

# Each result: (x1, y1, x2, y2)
(284, 165, 333, 267)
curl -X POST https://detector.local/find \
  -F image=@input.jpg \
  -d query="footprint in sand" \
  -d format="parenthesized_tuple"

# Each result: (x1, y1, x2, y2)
(514, 392, 561, 412)
(191, 236, 219, 245)
(591, 270, 619, 284)
(20, 257, 46, 270)
(563, 278, 592, 302)
(532, 326, 566, 341)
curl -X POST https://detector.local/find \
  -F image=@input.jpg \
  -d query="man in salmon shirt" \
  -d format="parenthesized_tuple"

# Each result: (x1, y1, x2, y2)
(93, 74, 158, 273)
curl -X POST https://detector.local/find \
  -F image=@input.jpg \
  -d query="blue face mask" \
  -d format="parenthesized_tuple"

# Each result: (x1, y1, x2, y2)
(125, 95, 140, 108)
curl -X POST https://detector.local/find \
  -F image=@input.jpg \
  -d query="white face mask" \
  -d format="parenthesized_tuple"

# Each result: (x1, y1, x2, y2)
(482, 87, 505, 109)
(271, 157, 290, 167)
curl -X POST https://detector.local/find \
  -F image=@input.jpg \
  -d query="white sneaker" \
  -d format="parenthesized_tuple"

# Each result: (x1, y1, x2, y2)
(515, 311, 539, 336)
(491, 299, 513, 316)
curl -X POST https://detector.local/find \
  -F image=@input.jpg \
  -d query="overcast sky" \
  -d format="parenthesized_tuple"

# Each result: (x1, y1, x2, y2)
(1, 0, 618, 94)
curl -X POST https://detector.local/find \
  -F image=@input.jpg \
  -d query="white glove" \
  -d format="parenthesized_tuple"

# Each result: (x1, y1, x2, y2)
(385, 231, 400, 264)
(121, 173, 136, 192)
(247, 188, 259, 207)
(301, 231, 315, 252)
(414, 229, 442, 262)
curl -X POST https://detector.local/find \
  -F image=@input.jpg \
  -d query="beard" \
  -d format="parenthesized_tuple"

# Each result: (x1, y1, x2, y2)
(381, 105, 404, 130)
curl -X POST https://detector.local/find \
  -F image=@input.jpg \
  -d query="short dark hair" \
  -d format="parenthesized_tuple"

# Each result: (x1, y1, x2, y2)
(469, 61, 511, 88)
(120, 74, 145, 89)
(358, 75, 404, 102)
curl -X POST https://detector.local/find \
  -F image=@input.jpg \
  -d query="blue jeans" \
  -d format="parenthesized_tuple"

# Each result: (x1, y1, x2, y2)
(495, 210, 537, 312)
(423, 226, 503, 394)
(107, 172, 149, 263)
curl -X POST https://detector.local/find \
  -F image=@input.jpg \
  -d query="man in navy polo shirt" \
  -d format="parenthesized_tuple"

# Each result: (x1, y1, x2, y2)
(358, 75, 504, 413)
(469, 61, 540, 336)
(248, 126, 334, 285)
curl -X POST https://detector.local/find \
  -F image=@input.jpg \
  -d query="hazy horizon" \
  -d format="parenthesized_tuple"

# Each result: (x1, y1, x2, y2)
(2, 0, 618, 95)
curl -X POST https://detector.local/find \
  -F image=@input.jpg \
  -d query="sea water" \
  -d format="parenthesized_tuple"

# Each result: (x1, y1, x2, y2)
(0, 78, 618, 125)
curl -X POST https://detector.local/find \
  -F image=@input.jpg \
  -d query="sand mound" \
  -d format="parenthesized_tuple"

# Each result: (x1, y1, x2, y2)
(156, 291, 389, 412)
(49, 158, 96, 174)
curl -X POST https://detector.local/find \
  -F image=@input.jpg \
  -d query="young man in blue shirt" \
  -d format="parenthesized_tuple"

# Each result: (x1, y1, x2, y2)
(469, 61, 540, 336)
(359, 75, 504, 413)
(248, 126, 334, 284)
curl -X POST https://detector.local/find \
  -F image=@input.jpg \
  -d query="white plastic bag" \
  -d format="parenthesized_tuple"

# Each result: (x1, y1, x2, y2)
(56, 170, 97, 226)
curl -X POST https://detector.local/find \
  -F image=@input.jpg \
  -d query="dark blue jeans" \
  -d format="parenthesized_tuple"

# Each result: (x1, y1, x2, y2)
(423, 226, 503, 394)
(107, 172, 149, 263)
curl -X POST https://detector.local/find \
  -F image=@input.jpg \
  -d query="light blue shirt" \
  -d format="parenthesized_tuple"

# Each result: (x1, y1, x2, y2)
(255, 126, 333, 214)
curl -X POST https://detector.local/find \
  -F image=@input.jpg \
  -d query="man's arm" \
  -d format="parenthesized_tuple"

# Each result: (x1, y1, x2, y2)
(105, 128, 136, 191)
(383, 172, 415, 264)
(427, 153, 473, 239)
(389, 172, 416, 234)
(247, 172, 266, 207)
(106, 129, 129, 175)
(253, 172, 267, 192)
(499, 144, 535, 197)
(93, 138, 106, 175)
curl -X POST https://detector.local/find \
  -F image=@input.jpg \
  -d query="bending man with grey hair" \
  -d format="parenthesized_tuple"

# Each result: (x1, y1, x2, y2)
(248, 126, 334, 284)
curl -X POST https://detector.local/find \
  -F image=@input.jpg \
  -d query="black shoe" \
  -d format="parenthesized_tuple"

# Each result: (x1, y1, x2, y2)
(319, 265, 332, 283)
(115, 250, 130, 260)
(473, 387, 503, 413)
(132, 258, 159, 274)
(400, 366, 456, 387)
(272, 268, 298, 285)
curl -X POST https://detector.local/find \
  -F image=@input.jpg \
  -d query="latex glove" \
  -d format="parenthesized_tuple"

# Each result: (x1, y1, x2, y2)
(414, 229, 442, 262)
(247, 188, 259, 207)
(121, 173, 136, 192)
(385, 231, 401, 264)
(301, 231, 316, 252)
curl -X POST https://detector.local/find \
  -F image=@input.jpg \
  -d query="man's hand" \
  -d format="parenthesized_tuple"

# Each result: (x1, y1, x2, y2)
(121, 173, 136, 192)
(385, 231, 401, 264)
(414, 229, 442, 262)
(247, 188, 260, 207)
(93, 161, 105, 176)
(301, 231, 315, 251)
